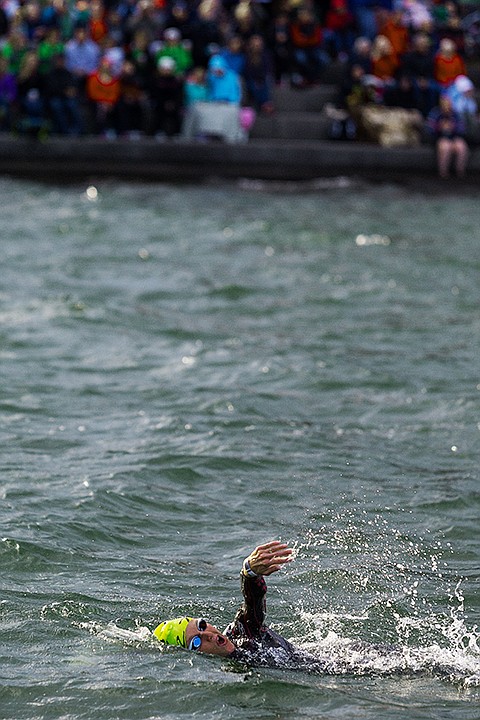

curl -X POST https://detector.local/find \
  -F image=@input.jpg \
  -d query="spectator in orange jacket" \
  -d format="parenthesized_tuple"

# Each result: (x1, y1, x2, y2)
(379, 10, 410, 58)
(371, 34, 399, 83)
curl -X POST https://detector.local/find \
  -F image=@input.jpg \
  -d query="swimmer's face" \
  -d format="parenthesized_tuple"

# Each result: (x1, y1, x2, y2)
(185, 618, 235, 657)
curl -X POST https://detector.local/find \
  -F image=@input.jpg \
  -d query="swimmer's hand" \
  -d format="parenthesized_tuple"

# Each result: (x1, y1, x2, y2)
(243, 540, 294, 577)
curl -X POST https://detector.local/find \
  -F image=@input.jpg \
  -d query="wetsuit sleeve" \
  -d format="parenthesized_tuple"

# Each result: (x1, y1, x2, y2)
(229, 572, 267, 639)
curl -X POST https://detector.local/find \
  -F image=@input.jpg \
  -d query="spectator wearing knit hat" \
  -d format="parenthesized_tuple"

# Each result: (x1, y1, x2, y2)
(151, 55, 184, 136)
(446, 74, 480, 143)
(155, 27, 193, 76)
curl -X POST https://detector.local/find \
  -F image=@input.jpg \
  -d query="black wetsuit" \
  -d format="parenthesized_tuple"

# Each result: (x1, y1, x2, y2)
(224, 571, 320, 668)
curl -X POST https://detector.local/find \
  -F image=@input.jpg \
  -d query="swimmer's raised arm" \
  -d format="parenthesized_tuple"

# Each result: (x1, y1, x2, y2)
(242, 540, 294, 578)
(225, 541, 295, 640)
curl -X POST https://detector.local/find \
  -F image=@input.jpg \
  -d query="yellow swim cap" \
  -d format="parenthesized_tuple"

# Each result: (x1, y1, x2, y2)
(153, 617, 192, 648)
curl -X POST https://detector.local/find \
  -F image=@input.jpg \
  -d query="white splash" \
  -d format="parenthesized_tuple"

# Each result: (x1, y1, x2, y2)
(291, 517, 480, 688)
(79, 620, 154, 646)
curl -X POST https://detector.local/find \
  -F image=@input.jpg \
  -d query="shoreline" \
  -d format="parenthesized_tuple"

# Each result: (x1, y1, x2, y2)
(1, 134, 479, 187)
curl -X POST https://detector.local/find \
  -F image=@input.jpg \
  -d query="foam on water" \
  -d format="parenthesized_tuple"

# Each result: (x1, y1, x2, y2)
(79, 620, 155, 647)
(294, 618, 480, 687)
(288, 517, 480, 687)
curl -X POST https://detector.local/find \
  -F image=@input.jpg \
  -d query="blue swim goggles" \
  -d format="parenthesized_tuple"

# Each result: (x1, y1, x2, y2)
(188, 618, 208, 651)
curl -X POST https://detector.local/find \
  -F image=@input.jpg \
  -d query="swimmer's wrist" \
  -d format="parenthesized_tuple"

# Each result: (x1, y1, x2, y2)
(242, 558, 258, 577)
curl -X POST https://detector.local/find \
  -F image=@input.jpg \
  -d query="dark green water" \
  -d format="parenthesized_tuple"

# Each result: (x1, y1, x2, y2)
(1, 177, 479, 720)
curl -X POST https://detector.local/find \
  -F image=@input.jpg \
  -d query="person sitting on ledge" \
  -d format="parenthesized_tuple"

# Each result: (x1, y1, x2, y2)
(153, 540, 310, 664)
(427, 94, 469, 179)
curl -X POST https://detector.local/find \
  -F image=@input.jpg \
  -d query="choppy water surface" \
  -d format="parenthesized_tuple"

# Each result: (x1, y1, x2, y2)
(1, 176, 479, 720)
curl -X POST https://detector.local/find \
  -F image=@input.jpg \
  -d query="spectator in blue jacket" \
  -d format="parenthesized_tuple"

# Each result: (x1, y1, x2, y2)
(206, 54, 241, 104)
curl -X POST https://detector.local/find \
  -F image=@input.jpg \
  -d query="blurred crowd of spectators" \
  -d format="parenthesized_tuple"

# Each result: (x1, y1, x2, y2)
(0, 0, 478, 140)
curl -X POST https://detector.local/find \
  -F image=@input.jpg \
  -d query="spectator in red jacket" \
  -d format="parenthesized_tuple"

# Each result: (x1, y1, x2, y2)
(290, 7, 329, 86)
(324, 0, 355, 60)
(86, 56, 121, 135)
(434, 37, 465, 88)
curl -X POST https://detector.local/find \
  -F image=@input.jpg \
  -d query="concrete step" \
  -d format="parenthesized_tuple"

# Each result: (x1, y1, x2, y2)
(251, 111, 332, 140)
(322, 61, 350, 85)
(271, 84, 340, 112)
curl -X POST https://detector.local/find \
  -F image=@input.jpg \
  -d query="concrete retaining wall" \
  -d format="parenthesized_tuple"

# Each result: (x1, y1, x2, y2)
(1, 135, 479, 183)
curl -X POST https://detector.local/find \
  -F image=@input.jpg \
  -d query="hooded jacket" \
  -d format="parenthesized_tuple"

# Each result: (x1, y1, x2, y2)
(206, 55, 241, 104)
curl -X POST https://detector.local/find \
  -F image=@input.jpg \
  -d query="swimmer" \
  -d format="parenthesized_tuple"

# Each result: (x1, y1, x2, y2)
(153, 540, 309, 666)
(152, 541, 475, 681)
